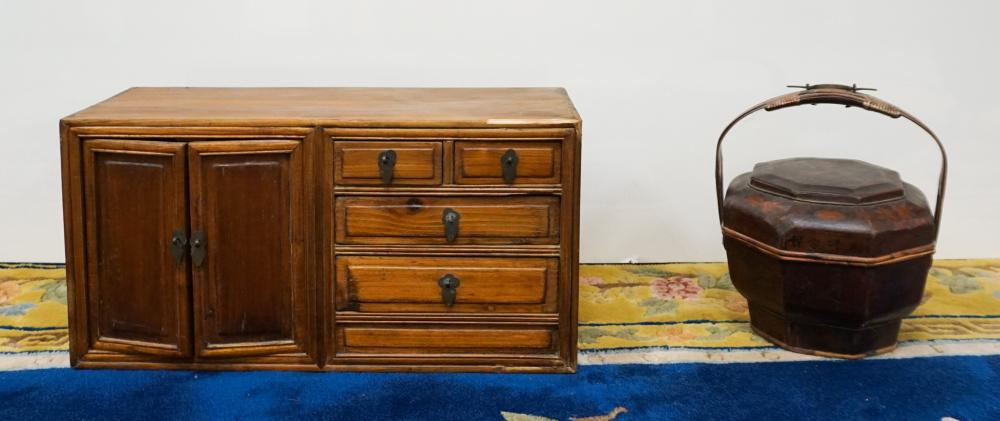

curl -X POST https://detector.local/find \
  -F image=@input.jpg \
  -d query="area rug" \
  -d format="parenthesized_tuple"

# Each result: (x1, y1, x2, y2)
(2, 260, 1000, 368)
(3, 261, 1000, 419)
(1, 356, 998, 420)
(577, 259, 1000, 364)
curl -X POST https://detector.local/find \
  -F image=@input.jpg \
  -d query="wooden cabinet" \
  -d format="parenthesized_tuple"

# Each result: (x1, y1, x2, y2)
(61, 88, 580, 372)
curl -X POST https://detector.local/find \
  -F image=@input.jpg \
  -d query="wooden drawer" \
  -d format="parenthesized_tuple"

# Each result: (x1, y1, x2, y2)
(335, 141, 442, 186)
(336, 256, 558, 313)
(335, 196, 560, 245)
(333, 323, 558, 356)
(455, 141, 561, 185)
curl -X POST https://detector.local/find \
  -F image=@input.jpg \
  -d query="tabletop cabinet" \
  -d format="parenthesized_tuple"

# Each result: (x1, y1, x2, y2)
(61, 88, 580, 372)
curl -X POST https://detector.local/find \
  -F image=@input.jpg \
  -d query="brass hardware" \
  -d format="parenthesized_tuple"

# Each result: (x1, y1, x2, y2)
(501, 148, 519, 184)
(378, 150, 396, 184)
(190, 230, 207, 267)
(442, 208, 460, 242)
(170, 230, 187, 264)
(437, 274, 460, 307)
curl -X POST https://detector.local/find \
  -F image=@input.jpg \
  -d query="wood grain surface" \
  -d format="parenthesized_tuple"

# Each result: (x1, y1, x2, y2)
(62, 88, 581, 128)
(336, 196, 559, 245)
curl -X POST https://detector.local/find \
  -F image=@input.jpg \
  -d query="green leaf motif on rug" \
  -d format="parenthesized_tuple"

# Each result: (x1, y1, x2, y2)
(931, 268, 983, 294)
(639, 297, 678, 316)
(958, 267, 1000, 279)
(700, 324, 750, 342)
(39, 281, 67, 305)
(697, 273, 734, 290)
(622, 266, 675, 278)
(578, 327, 642, 344)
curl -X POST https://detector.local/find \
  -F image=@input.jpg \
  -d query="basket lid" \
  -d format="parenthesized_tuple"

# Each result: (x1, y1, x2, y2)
(749, 158, 904, 205)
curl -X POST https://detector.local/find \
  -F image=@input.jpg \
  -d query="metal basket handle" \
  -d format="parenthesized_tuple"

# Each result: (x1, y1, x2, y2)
(714, 84, 948, 240)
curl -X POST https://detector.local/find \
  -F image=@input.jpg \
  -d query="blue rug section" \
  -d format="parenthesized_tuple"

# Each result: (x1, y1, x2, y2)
(2, 356, 998, 420)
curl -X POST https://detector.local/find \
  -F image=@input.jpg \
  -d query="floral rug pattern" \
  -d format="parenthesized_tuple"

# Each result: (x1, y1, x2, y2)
(2, 260, 1000, 358)
(578, 259, 1000, 352)
(0, 264, 68, 354)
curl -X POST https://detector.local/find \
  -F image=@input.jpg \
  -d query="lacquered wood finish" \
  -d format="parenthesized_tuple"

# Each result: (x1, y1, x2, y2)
(61, 88, 580, 372)
(717, 85, 944, 359)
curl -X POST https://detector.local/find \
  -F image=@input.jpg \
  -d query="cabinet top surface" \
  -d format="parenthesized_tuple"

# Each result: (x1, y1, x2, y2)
(63, 87, 580, 128)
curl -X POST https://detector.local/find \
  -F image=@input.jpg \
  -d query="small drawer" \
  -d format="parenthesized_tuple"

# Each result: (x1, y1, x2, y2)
(335, 196, 560, 245)
(334, 323, 557, 356)
(455, 141, 562, 185)
(335, 141, 442, 186)
(336, 256, 558, 313)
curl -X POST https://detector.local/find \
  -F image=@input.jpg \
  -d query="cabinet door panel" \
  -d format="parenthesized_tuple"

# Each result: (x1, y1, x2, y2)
(82, 140, 190, 357)
(188, 140, 308, 358)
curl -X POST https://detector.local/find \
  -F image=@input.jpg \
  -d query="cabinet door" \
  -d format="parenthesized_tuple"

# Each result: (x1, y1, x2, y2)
(82, 140, 191, 357)
(188, 140, 308, 358)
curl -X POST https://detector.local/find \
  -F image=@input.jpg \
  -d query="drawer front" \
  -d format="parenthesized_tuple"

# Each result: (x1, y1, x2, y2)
(335, 141, 442, 185)
(335, 196, 560, 245)
(334, 324, 557, 356)
(336, 256, 558, 313)
(455, 141, 561, 185)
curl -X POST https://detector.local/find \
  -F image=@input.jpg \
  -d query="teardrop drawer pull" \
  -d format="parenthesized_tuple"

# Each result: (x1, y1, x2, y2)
(501, 148, 519, 184)
(437, 274, 460, 307)
(378, 150, 397, 184)
(442, 208, 460, 242)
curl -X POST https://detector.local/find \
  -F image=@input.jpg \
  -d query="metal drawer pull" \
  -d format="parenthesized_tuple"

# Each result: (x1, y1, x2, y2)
(501, 148, 519, 184)
(442, 208, 460, 242)
(378, 150, 396, 184)
(190, 230, 207, 267)
(169, 229, 187, 264)
(437, 274, 460, 307)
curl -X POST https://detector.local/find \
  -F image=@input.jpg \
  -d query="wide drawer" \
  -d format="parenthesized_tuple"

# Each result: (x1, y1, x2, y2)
(454, 141, 562, 185)
(336, 256, 558, 313)
(335, 196, 560, 245)
(333, 323, 558, 356)
(335, 141, 442, 186)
